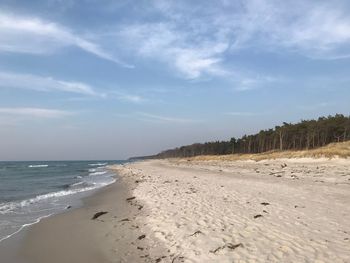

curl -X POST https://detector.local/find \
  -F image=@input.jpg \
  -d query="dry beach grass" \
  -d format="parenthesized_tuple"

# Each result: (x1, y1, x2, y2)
(186, 141, 350, 162)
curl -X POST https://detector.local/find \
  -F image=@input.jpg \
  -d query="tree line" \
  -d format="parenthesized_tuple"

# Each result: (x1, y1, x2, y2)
(155, 114, 350, 158)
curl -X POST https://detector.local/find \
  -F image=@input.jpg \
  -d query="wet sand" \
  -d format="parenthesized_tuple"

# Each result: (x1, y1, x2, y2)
(17, 168, 167, 263)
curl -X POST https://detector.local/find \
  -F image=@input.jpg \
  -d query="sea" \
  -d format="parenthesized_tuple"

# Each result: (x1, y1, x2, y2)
(0, 160, 125, 243)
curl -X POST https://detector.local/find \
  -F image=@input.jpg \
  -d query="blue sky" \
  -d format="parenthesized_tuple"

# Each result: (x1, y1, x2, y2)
(0, 0, 349, 160)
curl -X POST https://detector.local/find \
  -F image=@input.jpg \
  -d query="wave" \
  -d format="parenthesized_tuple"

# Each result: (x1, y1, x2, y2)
(0, 179, 115, 214)
(89, 171, 107, 176)
(0, 214, 53, 243)
(70, 181, 85, 187)
(88, 163, 107, 166)
(69, 181, 93, 188)
(28, 164, 48, 168)
(0, 188, 93, 214)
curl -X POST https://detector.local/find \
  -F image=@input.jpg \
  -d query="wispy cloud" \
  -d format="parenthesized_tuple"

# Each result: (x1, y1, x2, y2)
(115, 0, 350, 81)
(119, 22, 229, 79)
(0, 12, 132, 67)
(297, 102, 331, 111)
(0, 107, 73, 118)
(0, 71, 155, 104)
(0, 71, 105, 97)
(227, 0, 350, 59)
(225, 112, 259, 116)
(111, 91, 146, 104)
(234, 75, 279, 91)
(117, 0, 350, 71)
(137, 112, 201, 123)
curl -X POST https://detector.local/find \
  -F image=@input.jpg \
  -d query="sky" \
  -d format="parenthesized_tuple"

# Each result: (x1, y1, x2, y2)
(0, 0, 349, 161)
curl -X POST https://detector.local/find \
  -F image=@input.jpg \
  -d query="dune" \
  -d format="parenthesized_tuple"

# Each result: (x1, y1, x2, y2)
(180, 141, 350, 162)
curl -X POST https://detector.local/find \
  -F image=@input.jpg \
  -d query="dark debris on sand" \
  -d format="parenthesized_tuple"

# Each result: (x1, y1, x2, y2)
(210, 243, 243, 254)
(91, 211, 108, 220)
(138, 234, 146, 240)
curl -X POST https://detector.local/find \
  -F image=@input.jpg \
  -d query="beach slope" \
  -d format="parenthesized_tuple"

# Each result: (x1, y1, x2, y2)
(18, 158, 350, 262)
(19, 174, 167, 263)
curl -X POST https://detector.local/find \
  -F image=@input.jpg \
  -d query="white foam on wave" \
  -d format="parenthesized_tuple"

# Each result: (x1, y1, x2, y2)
(0, 214, 53, 243)
(0, 177, 115, 215)
(88, 163, 107, 166)
(89, 171, 107, 176)
(28, 164, 48, 168)
(70, 181, 85, 187)
(0, 190, 84, 214)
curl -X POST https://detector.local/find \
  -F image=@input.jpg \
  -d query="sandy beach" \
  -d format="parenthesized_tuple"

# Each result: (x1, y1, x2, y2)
(2, 1, 350, 262)
(113, 158, 350, 262)
(11, 157, 350, 262)
(16, 170, 168, 263)
(12, 171, 167, 263)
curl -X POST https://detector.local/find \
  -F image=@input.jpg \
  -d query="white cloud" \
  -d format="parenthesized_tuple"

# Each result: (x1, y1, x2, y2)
(0, 12, 132, 67)
(0, 71, 154, 103)
(143, 0, 350, 62)
(119, 23, 229, 79)
(225, 112, 258, 116)
(229, 0, 350, 58)
(137, 112, 201, 123)
(110, 90, 147, 103)
(234, 75, 278, 91)
(282, 6, 350, 54)
(0, 107, 72, 118)
(297, 102, 331, 111)
(116, 0, 350, 80)
(118, 94, 145, 103)
(0, 71, 105, 97)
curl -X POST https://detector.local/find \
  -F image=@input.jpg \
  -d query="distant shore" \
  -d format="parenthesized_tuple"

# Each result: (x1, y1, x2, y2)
(4, 157, 350, 262)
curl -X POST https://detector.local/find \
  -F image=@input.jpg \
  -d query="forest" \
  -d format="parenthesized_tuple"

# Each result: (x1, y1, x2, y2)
(155, 114, 350, 158)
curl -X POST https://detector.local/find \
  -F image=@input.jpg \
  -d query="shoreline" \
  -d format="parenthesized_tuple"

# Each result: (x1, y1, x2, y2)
(7, 165, 168, 263)
(0, 161, 117, 249)
(2, 158, 350, 262)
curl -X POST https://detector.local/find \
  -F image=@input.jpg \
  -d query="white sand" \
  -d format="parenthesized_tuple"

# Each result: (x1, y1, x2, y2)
(115, 158, 350, 263)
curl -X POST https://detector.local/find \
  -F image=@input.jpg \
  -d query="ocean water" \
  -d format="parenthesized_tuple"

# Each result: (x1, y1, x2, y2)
(0, 160, 125, 243)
